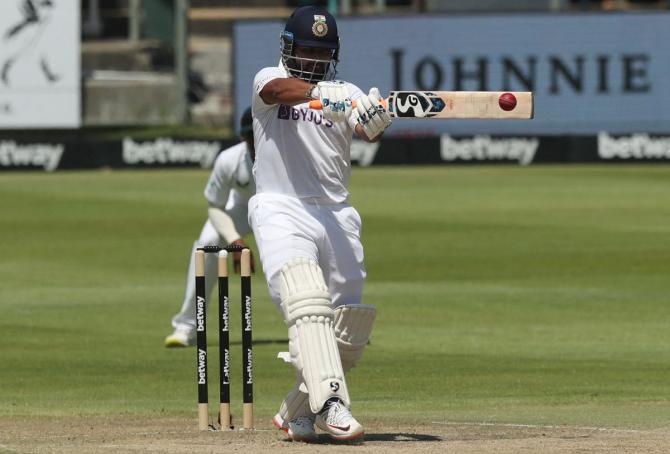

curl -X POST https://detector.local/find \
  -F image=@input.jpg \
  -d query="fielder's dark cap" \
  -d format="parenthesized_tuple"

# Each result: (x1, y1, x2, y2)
(240, 107, 252, 136)
(284, 6, 339, 50)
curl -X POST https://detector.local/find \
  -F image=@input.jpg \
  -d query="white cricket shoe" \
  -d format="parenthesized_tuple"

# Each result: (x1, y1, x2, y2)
(272, 413, 318, 443)
(315, 399, 364, 441)
(164, 327, 194, 348)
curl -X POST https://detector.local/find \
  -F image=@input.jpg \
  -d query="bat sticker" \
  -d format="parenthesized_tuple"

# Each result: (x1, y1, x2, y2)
(390, 92, 446, 118)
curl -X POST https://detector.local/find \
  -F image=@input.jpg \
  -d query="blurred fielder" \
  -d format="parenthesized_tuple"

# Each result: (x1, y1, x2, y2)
(165, 108, 256, 348)
(250, 6, 391, 442)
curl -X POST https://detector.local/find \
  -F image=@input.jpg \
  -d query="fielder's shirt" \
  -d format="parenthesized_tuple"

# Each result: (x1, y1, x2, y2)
(205, 141, 255, 213)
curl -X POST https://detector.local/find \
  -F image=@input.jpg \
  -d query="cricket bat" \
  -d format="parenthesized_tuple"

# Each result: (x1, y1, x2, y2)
(309, 91, 533, 119)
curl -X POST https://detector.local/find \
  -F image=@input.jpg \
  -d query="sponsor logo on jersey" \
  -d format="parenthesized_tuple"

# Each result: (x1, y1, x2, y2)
(278, 104, 334, 128)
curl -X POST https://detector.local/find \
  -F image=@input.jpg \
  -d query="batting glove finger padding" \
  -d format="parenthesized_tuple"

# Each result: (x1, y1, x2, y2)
(355, 87, 393, 140)
(317, 81, 352, 123)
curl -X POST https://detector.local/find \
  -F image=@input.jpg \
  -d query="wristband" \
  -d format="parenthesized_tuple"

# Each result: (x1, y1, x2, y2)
(306, 85, 319, 100)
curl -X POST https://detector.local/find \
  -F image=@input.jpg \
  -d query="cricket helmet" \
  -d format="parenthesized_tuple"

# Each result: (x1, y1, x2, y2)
(280, 6, 339, 83)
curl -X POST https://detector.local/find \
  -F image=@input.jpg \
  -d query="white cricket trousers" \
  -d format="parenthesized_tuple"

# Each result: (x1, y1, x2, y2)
(248, 193, 366, 310)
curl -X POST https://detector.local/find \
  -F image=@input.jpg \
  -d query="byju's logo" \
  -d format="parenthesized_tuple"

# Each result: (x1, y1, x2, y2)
(278, 105, 334, 128)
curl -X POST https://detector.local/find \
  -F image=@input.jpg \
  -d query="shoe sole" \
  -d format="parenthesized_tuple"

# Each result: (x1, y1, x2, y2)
(164, 341, 189, 348)
(273, 415, 318, 443)
(316, 419, 364, 441)
(325, 430, 364, 441)
(289, 432, 319, 443)
(272, 415, 288, 433)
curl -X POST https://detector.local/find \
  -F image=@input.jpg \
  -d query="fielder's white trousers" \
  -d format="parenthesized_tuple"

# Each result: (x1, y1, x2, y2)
(248, 193, 366, 310)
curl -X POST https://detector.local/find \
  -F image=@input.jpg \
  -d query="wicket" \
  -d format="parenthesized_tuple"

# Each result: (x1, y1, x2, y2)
(195, 244, 253, 431)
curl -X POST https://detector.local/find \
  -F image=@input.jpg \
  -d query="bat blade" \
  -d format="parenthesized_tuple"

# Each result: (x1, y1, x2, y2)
(307, 91, 533, 119)
(387, 91, 533, 119)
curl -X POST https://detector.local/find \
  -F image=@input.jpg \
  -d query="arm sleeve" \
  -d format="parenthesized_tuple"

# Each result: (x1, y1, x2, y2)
(208, 206, 242, 244)
(253, 66, 286, 113)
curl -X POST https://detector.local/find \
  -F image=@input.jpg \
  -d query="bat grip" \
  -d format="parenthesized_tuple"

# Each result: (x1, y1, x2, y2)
(308, 98, 388, 110)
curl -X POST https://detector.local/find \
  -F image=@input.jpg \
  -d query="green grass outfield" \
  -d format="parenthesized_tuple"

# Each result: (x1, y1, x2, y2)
(0, 165, 668, 430)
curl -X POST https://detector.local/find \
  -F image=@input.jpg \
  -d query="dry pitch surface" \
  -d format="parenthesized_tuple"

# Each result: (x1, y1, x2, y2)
(1, 417, 668, 454)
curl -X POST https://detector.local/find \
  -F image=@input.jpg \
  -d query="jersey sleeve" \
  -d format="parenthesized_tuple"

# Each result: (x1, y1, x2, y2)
(346, 83, 366, 130)
(204, 151, 234, 207)
(252, 66, 286, 113)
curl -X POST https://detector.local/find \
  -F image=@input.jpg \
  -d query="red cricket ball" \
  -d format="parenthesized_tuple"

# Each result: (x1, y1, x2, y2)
(498, 92, 517, 111)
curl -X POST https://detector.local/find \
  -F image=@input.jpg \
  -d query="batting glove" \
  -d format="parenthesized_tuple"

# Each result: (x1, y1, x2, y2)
(231, 239, 255, 274)
(316, 81, 352, 123)
(354, 87, 392, 140)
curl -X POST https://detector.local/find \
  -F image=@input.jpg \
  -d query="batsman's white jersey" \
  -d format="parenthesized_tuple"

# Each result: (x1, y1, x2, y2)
(171, 142, 255, 331)
(249, 65, 366, 308)
(252, 65, 363, 203)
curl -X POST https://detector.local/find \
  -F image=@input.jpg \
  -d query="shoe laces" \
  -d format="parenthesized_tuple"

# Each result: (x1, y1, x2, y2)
(323, 401, 352, 426)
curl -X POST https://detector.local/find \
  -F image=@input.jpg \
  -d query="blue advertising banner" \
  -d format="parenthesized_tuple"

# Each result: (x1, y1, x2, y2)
(234, 12, 669, 136)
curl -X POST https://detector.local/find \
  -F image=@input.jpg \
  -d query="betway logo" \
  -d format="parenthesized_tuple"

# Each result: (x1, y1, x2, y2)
(0, 141, 64, 171)
(243, 296, 252, 331)
(221, 296, 229, 331)
(222, 348, 230, 383)
(441, 134, 538, 165)
(196, 296, 206, 332)
(198, 349, 207, 384)
(598, 132, 670, 160)
(245, 349, 253, 384)
(122, 137, 220, 168)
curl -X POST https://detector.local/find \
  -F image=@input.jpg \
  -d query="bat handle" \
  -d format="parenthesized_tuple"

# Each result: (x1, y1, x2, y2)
(308, 98, 388, 110)
(308, 100, 357, 109)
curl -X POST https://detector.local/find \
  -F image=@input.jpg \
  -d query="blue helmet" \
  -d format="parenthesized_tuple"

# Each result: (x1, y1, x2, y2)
(280, 6, 339, 83)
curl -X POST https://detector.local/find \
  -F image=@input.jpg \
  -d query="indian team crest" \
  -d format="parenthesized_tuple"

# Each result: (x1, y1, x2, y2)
(312, 14, 328, 38)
